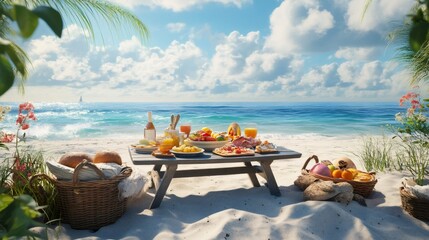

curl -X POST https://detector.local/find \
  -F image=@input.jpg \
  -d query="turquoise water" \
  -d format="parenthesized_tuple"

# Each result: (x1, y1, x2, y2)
(0, 102, 402, 140)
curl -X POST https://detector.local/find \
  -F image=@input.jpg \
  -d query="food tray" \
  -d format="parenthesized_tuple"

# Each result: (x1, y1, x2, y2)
(151, 150, 175, 158)
(212, 149, 255, 157)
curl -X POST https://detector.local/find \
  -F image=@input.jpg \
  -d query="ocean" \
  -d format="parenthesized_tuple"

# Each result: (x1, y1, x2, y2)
(0, 102, 402, 141)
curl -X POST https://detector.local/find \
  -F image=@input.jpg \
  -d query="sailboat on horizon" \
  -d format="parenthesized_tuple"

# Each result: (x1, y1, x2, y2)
(79, 96, 83, 103)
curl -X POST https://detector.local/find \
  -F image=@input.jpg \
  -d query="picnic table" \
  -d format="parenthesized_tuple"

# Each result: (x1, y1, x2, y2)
(129, 146, 302, 209)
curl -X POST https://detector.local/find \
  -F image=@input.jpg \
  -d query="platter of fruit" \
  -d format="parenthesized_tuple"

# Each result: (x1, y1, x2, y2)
(302, 155, 377, 197)
(186, 127, 230, 151)
(131, 139, 157, 154)
(212, 143, 255, 157)
(170, 144, 204, 157)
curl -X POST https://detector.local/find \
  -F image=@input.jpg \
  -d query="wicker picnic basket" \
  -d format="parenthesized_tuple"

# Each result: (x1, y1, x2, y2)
(400, 187, 429, 221)
(301, 155, 377, 197)
(32, 160, 132, 230)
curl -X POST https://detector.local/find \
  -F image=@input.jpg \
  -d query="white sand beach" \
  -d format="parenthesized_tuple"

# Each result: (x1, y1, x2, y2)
(33, 135, 429, 240)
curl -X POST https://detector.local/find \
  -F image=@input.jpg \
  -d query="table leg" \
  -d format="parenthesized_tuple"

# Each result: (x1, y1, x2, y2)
(244, 162, 261, 187)
(153, 164, 162, 172)
(149, 164, 178, 209)
(259, 160, 281, 196)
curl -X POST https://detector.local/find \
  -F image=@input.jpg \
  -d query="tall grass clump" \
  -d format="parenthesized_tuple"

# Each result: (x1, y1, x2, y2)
(354, 136, 397, 172)
(396, 141, 429, 186)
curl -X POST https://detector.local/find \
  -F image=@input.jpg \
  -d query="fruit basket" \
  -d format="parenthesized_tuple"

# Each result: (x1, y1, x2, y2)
(301, 155, 377, 197)
(400, 187, 429, 221)
(30, 160, 132, 230)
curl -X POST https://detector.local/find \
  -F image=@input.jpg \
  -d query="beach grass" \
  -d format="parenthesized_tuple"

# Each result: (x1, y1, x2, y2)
(354, 135, 397, 172)
(396, 141, 429, 185)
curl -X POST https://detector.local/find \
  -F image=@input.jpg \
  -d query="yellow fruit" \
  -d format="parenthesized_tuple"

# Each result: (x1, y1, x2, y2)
(227, 122, 241, 136)
(201, 127, 212, 135)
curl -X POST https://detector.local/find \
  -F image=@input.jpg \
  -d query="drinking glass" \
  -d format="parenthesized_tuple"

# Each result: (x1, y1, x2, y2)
(159, 137, 174, 153)
(180, 123, 191, 138)
(244, 123, 258, 138)
(164, 129, 180, 147)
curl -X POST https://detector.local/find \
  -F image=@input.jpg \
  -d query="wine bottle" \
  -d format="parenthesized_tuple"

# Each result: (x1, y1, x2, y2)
(144, 111, 156, 141)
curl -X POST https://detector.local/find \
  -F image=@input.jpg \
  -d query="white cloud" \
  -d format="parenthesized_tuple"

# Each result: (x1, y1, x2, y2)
(166, 22, 186, 33)
(265, 0, 335, 54)
(109, 0, 251, 11)
(346, 0, 414, 32)
(264, 0, 414, 55)
(335, 47, 380, 61)
(118, 36, 144, 54)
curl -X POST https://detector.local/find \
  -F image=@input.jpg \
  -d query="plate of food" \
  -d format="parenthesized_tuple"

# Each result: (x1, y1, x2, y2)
(255, 141, 278, 154)
(212, 143, 255, 157)
(185, 139, 229, 152)
(170, 144, 205, 157)
(131, 141, 157, 154)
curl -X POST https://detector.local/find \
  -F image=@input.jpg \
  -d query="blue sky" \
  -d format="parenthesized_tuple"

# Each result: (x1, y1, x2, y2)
(2, 0, 417, 102)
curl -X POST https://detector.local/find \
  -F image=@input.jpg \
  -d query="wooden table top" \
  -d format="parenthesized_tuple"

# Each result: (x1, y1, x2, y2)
(129, 146, 302, 165)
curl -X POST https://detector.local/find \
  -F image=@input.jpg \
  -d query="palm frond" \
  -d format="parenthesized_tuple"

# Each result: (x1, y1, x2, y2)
(389, 2, 429, 86)
(24, 0, 149, 43)
(362, 0, 373, 21)
(8, 41, 30, 93)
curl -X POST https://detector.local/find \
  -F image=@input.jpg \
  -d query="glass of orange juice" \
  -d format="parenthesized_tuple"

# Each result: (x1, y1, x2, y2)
(244, 123, 258, 138)
(180, 123, 191, 138)
(159, 137, 174, 153)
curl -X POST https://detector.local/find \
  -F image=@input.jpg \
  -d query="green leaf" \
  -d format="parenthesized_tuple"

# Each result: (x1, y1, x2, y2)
(0, 194, 14, 212)
(409, 22, 429, 52)
(33, 6, 63, 38)
(0, 55, 15, 96)
(0, 195, 42, 238)
(0, 39, 26, 76)
(14, 5, 39, 38)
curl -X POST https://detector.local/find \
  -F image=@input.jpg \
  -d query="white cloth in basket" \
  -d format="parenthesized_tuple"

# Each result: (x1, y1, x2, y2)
(46, 160, 122, 181)
(402, 177, 429, 201)
(118, 169, 147, 199)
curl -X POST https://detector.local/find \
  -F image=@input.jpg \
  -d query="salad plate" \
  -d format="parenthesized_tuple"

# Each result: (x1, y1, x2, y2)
(131, 144, 157, 154)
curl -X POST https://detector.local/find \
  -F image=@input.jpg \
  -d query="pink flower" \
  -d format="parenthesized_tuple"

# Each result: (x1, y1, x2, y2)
(411, 99, 421, 109)
(0, 133, 15, 143)
(21, 123, 30, 130)
(14, 160, 27, 172)
(18, 102, 34, 113)
(27, 111, 36, 120)
(16, 114, 25, 125)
